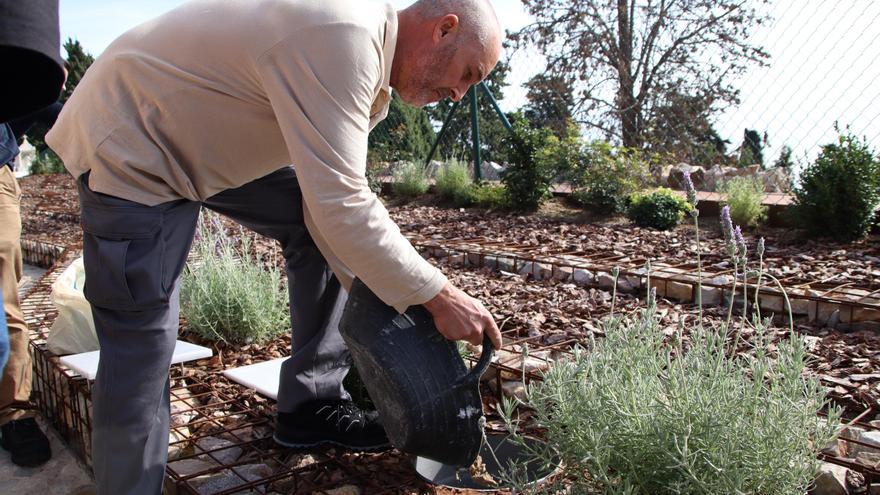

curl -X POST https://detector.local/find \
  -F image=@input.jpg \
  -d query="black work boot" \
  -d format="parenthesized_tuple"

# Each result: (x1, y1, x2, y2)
(1, 417, 52, 467)
(273, 399, 390, 450)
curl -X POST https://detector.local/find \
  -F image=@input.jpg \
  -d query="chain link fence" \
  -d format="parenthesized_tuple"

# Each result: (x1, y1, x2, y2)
(369, 0, 880, 195)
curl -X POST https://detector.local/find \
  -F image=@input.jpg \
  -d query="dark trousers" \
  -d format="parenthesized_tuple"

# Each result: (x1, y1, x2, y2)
(77, 168, 350, 494)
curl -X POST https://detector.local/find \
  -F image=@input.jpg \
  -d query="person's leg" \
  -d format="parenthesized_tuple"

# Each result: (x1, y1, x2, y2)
(0, 165, 50, 467)
(77, 173, 199, 494)
(203, 167, 350, 412)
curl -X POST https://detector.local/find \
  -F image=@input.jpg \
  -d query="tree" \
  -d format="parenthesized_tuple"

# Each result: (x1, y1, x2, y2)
(773, 145, 793, 169)
(523, 73, 576, 139)
(511, 0, 770, 149)
(738, 128, 767, 167)
(368, 92, 435, 163)
(642, 90, 731, 166)
(426, 59, 513, 166)
(26, 38, 95, 156)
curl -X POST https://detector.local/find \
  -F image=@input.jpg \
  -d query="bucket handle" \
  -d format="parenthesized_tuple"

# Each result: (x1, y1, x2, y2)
(460, 334, 495, 386)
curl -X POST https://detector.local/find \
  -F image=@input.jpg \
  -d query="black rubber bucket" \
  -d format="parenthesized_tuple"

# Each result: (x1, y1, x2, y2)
(414, 434, 561, 490)
(339, 279, 495, 467)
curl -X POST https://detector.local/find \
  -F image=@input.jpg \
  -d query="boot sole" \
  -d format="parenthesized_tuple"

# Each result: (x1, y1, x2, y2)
(272, 433, 390, 451)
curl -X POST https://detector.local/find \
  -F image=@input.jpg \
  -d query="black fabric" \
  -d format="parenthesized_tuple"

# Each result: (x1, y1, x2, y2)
(0, 0, 65, 121)
(8, 101, 63, 142)
(1, 418, 52, 467)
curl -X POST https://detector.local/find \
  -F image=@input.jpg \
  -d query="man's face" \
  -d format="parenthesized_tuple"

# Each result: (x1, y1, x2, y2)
(396, 40, 498, 108)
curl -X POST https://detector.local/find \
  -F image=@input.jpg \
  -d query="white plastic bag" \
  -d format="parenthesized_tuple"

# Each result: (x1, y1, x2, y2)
(47, 257, 99, 355)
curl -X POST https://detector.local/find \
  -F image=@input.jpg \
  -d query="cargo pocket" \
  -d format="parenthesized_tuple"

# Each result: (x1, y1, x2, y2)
(80, 202, 166, 311)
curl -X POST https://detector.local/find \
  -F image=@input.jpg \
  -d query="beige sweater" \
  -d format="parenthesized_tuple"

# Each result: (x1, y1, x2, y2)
(46, 0, 447, 313)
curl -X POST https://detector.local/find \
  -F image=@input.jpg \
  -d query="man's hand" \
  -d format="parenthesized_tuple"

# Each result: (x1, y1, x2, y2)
(423, 282, 502, 349)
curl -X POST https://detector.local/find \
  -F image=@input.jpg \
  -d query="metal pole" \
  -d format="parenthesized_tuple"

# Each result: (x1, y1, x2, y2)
(469, 85, 482, 181)
(424, 100, 461, 168)
(479, 81, 513, 132)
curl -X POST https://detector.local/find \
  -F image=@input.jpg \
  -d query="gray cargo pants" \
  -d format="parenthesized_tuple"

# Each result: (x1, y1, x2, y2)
(76, 168, 350, 494)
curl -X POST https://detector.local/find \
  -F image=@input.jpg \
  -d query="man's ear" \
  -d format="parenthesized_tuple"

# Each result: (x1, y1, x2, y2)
(433, 14, 460, 43)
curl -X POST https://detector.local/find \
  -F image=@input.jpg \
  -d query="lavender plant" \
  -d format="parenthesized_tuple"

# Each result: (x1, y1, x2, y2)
(495, 204, 841, 494)
(180, 211, 289, 344)
(392, 161, 430, 198)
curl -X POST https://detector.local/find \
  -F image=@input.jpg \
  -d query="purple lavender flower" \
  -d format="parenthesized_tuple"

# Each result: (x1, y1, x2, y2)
(649, 286, 657, 305)
(757, 237, 765, 258)
(720, 206, 736, 258)
(683, 170, 698, 208)
(734, 225, 747, 261)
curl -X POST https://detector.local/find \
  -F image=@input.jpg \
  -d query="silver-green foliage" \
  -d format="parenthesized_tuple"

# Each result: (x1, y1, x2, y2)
(721, 176, 768, 228)
(392, 161, 430, 198)
(180, 212, 289, 344)
(435, 161, 471, 202)
(500, 307, 839, 494)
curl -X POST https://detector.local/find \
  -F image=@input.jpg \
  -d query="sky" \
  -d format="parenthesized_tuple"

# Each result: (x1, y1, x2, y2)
(59, 1, 880, 167)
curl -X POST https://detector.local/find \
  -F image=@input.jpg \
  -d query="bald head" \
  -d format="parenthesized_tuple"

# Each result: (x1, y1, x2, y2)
(404, 0, 502, 53)
(392, 0, 503, 107)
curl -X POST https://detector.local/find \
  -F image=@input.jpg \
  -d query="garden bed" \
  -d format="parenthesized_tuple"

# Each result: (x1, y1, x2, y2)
(17, 173, 880, 493)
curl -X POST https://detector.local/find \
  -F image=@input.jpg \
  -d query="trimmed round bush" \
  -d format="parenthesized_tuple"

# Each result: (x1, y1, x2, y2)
(626, 188, 691, 230)
(793, 129, 880, 241)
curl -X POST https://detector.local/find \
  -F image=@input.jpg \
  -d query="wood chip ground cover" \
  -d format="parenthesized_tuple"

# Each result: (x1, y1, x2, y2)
(19, 175, 880, 492)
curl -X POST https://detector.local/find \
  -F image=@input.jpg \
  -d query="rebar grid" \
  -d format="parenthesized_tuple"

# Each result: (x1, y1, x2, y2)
(406, 233, 880, 322)
(19, 240, 880, 492)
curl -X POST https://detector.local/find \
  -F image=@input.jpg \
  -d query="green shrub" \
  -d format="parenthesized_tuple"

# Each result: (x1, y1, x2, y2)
(501, 119, 555, 211)
(500, 311, 839, 494)
(391, 162, 430, 198)
(467, 182, 506, 209)
(570, 141, 651, 214)
(720, 176, 768, 228)
(435, 161, 471, 202)
(626, 188, 690, 230)
(180, 212, 289, 344)
(793, 128, 880, 241)
(29, 151, 65, 174)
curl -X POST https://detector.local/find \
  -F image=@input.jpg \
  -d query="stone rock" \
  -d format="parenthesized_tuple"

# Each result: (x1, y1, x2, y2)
(850, 431, 880, 458)
(477, 161, 504, 181)
(552, 265, 573, 281)
(573, 268, 594, 286)
(483, 349, 551, 381)
(168, 427, 191, 460)
(809, 462, 848, 495)
(518, 261, 552, 280)
(597, 272, 615, 290)
(817, 303, 841, 325)
(466, 252, 482, 267)
(495, 257, 515, 272)
(759, 294, 786, 313)
(763, 167, 792, 192)
(168, 458, 217, 477)
(197, 436, 242, 465)
(666, 281, 693, 301)
(190, 464, 273, 494)
(447, 254, 465, 266)
(838, 427, 865, 458)
(790, 297, 818, 317)
(855, 452, 880, 468)
(853, 307, 880, 323)
(619, 275, 641, 293)
(667, 163, 707, 190)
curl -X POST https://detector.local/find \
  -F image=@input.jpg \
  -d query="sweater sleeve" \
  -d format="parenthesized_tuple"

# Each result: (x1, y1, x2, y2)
(256, 25, 447, 313)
